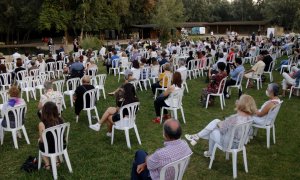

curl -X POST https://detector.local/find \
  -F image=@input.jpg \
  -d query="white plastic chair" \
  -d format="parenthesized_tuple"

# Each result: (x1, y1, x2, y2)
(38, 123, 72, 180)
(20, 76, 36, 102)
(159, 153, 193, 180)
(0, 90, 9, 114)
(93, 74, 107, 100)
(178, 69, 189, 93)
(263, 61, 274, 82)
(16, 70, 28, 85)
(227, 72, 244, 95)
(150, 65, 160, 83)
(252, 101, 283, 149)
(46, 62, 56, 79)
(245, 71, 263, 90)
(209, 121, 252, 179)
(289, 83, 300, 99)
(56, 61, 65, 79)
(130, 68, 143, 91)
(53, 80, 66, 109)
(63, 78, 80, 107)
(160, 89, 186, 124)
(139, 67, 152, 90)
(187, 60, 196, 80)
(29, 69, 40, 79)
(76, 89, 99, 126)
(109, 59, 120, 76)
(5, 62, 14, 73)
(0, 72, 12, 90)
(154, 73, 172, 99)
(111, 102, 141, 149)
(0, 104, 30, 149)
(35, 74, 50, 97)
(206, 77, 227, 110)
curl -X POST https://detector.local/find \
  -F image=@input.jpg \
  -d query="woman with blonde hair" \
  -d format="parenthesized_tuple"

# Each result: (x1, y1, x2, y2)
(185, 94, 257, 157)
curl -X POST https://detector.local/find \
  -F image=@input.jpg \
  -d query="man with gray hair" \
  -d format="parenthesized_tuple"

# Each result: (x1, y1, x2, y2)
(131, 119, 192, 180)
(37, 81, 63, 118)
(176, 59, 188, 82)
(69, 57, 84, 78)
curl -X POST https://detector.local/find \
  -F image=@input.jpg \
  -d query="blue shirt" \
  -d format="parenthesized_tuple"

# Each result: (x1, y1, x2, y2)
(293, 70, 300, 87)
(159, 58, 168, 66)
(70, 62, 84, 72)
(111, 55, 120, 67)
(230, 65, 245, 81)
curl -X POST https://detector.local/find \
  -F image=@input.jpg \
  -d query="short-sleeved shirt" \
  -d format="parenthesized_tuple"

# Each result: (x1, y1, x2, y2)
(251, 60, 265, 75)
(262, 55, 273, 71)
(39, 90, 63, 110)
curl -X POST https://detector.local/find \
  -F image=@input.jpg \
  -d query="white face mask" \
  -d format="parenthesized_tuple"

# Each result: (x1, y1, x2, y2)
(265, 90, 270, 97)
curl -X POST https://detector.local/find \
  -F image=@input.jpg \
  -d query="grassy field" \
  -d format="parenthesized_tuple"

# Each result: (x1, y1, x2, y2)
(1, 57, 300, 180)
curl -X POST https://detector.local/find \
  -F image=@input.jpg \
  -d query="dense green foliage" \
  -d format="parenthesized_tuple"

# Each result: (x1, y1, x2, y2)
(80, 36, 103, 50)
(0, 0, 300, 43)
(1, 57, 300, 179)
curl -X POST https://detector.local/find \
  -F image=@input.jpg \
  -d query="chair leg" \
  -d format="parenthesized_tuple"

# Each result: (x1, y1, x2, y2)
(242, 146, 248, 173)
(124, 129, 131, 149)
(272, 125, 276, 144)
(208, 144, 217, 169)
(63, 150, 73, 173)
(205, 95, 210, 109)
(38, 151, 42, 169)
(111, 126, 115, 145)
(0, 128, 4, 145)
(232, 151, 238, 179)
(12, 130, 19, 149)
(50, 156, 58, 180)
(160, 107, 164, 124)
(22, 126, 30, 144)
(173, 109, 178, 121)
(26, 91, 29, 102)
(94, 108, 100, 122)
(180, 107, 186, 124)
(226, 152, 230, 160)
(134, 125, 142, 145)
(266, 127, 271, 149)
(76, 115, 79, 123)
(246, 79, 249, 89)
(289, 87, 294, 99)
(87, 110, 92, 126)
(69, 95, 73, 107)
(220, 96, 223, 110)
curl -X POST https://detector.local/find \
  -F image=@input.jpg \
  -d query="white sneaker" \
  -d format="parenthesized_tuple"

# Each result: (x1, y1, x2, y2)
(185, 134, 199, 146)
(203, 151, 211, 158)
(89, 123, 101, 131)
(106, 132, 112, 137)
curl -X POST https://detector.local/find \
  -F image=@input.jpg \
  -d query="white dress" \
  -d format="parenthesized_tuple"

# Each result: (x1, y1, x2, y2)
(252, 99, 281, 126)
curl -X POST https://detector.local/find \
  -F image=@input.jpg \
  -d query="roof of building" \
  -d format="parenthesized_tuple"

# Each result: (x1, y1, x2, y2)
(132, 21, 269, 28)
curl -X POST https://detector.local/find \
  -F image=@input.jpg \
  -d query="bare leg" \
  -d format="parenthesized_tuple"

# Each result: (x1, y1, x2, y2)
(98, 107, 117, 125)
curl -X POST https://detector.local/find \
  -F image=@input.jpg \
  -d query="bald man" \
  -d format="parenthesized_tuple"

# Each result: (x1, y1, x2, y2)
(131, 119, 192, 180)
(73, 76, 95, 116)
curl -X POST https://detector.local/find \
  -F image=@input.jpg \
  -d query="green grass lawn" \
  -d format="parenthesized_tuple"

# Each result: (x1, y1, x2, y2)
(1, 58, 300, 180)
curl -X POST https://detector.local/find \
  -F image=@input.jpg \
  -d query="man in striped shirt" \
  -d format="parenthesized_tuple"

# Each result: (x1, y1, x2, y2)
(131, 119, 192, 180)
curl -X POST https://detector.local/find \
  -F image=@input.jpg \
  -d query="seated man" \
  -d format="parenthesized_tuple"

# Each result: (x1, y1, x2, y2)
(244, 55, 265, 87)
(224, 58, 245, 98)
(69, 58, 84, 78)
(281, 66, 300, 97)
(131, 119, 192, 180)
(73, 76, 95, 116)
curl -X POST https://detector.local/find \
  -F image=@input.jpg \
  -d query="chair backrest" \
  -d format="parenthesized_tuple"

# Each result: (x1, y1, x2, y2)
(83, 89, 97, 109)
(116, 102, 140, 128)
(20, 76, 35, 89)
(40, 122, 70, 155)
(2, 104, 27, 130)
(93, 74, 107, 87)
(168, 88, 184, 108)
(53, 80, 65, 93)
(159, 153, 193, 180)
(56, 61, 64, 71)
(179, 69, 188, 82)
(264, 101, 283, 126)
(46, 62, 56, 71)
(187, 60, 196, 70)
(0, 90, 9, 104)
(216, 77, 227, 94)
(16, 70, 28, 81)
(140, 67, 150, 80)
(5, 62, 13, 72)
(132, 68, 141, 81)
(0, 73, 12, 87)
(235, 71, 244, 86)
(225, 120, 253, 151)
(29, 69, 40, 78)
(266, 61, 274, 72)
(150, 65, 160, 77)
(66, 78, 80, 91)
(112, 59, 120, 68)
(36, 74, 50, 86)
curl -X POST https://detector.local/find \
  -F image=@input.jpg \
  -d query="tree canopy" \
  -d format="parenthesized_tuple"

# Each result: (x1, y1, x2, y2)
(0, 0, 299, 43)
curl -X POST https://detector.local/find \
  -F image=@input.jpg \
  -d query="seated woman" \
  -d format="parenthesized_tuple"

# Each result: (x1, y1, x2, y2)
(85, 58, 98, 76)
(151, 63, 172, 95)
(108, 69, 135, 96)
(200, 62, 227, 106)
(185, 94, 257, 157)
(89, 83, 139, 137)
(0, 86, 26, 128)
(252, 83, 281, 126)
(152, 72, 182, 123)
(281, 66, 300, 97)
(38, 102, 64, 170)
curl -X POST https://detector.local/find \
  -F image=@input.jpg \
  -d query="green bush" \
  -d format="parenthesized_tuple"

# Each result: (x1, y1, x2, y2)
(80, 36, 103, 50)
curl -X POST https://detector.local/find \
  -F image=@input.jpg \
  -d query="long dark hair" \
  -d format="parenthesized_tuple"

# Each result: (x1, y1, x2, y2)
(123, 83, 138, 105)
(41, 101, 62, 128)
(172, 72, 182, 88)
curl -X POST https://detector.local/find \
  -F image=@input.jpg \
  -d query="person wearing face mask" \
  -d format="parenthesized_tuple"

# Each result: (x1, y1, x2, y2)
(130, 119, 192, 180)
(252, 83, 281, 126)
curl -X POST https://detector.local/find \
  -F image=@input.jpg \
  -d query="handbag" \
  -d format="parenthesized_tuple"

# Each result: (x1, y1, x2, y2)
(21, 156, 38, 173)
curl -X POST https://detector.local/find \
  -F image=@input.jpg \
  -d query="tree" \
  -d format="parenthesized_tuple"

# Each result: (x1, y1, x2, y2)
(152, 0, 185, 43)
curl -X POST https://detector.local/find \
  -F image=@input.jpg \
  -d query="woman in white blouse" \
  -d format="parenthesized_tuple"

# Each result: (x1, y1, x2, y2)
(185, 94, 257, 157)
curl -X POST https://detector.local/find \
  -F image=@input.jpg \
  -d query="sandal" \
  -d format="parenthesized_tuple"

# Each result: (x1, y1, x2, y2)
(56, 160, 61, 167)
